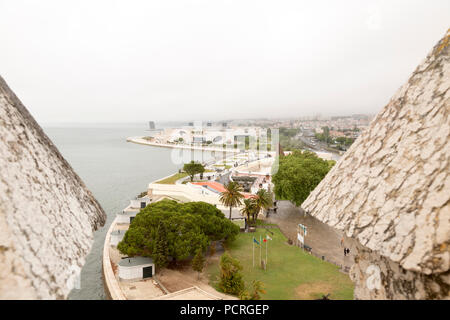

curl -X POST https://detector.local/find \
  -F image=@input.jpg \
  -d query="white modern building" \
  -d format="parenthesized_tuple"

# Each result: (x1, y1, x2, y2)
(164, 126, 269, 148)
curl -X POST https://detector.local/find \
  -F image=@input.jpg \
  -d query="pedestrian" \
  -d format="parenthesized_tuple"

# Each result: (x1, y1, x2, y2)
(344, 248, 347, 256)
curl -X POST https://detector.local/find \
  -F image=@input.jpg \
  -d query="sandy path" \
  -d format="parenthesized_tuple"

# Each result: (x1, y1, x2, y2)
(157, 258, 237, 300)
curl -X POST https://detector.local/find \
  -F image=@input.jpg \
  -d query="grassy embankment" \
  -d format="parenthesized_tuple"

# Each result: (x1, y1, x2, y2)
(155, 173, 188, 184)
(155, 170, 216, 184)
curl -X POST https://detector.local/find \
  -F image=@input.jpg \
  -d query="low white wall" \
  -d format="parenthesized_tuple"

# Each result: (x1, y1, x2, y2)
(130, 198, 151, 209)
(110, 232, 125, 246)
(116, 214, 133, 224)
(119, 265, 142, 280)
(149, 183, 221, 205)
(102, 217, 126, 300)
(148, 183, 244, 211)
(234, 157, 274, 175)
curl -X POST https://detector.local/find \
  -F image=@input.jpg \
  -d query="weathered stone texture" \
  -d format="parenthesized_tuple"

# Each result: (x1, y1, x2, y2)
(350, 241, 449, 299)
(302, 31, 449, 298)
(0, 76, 106, 299)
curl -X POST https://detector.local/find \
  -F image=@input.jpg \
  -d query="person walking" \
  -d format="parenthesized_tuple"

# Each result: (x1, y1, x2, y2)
(344, 248, 347, 256)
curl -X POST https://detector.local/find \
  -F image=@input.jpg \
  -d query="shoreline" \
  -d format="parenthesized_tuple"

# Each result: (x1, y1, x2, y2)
(102, 144, 243, 300)
(102, 141, 279, 299)
(127, 136, 242, 153)
(102, 216, 126, 300)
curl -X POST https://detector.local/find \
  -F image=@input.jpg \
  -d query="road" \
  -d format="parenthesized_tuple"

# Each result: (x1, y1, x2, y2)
(297, 130, 341, 161)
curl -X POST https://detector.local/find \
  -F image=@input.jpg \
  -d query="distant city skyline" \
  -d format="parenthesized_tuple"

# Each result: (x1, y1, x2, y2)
(1, 0, 449, 124)
(40, 113, 375, 127)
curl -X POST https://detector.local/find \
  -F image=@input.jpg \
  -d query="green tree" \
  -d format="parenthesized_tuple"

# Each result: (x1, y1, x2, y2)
(153, 221, 169, 269)
(335, 136, 354, 147)
(192, 248, 206, 279)
(118, 200, 239, 263)
(322, 126, 330, 139)
(180, 201, 240, 241)
(218, 252, 245, 296)
(278, 127, 303, 151)
(240, 198, 257, 231)
(220, 181, 244, 220)
(252, 189, 272, 223)
(272, 150, 334, 206)
(183, 161, 205, 181)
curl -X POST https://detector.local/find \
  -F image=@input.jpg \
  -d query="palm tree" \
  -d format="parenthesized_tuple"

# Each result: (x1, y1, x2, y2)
(240, 198, 256, 231)
(252, 188, 272, 222)
(220, 181, 244, 220)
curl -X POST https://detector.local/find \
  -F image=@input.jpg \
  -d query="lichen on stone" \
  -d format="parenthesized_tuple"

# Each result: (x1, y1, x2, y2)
(0, 76, 106, 299)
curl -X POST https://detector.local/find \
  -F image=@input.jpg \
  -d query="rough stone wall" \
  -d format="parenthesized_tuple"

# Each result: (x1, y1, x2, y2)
(350, 242, 449, 300)
(302, 30, 449, 299)
(0, 76, 106, 299)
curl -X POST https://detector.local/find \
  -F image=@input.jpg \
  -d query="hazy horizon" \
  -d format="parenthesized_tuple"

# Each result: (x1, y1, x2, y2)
(1, 0, 449, 124)
(40, 114, 374, 127)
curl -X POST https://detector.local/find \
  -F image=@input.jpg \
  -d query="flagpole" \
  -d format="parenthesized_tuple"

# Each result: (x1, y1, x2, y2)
(266, 237, 268, 269)
(260, 234, 262, 267)
(253, 238, 255, 268)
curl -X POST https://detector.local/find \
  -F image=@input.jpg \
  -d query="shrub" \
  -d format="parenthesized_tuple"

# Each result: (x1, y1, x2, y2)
(192, 248, 205, 279)
(218, 252, 245, 295)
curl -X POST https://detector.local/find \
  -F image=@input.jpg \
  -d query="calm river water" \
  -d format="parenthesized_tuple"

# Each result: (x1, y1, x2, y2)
(43, 123, 218, 299)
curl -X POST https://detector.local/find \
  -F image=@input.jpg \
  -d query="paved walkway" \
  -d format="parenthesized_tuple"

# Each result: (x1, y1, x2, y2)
(266, 200, 355, 271)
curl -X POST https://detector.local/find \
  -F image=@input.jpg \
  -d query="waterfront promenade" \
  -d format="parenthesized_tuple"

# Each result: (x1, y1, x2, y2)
(127, 136, 242, 153)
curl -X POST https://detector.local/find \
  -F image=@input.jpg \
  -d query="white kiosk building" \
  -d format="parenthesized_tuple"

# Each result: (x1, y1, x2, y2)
(118, 257, 155, 281)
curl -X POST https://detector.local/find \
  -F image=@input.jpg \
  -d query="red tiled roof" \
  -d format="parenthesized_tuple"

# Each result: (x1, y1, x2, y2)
(192, 181, 227, 193)
(192, 181, 256, 199)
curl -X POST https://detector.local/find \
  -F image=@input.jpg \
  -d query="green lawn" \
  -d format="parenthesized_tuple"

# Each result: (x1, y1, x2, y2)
(232, 219, 245, 229)
(156, 170, 215, 184)
(155, 172, 188, 184)
(207, 226, 354, 300)
(213, 164, 232, 169)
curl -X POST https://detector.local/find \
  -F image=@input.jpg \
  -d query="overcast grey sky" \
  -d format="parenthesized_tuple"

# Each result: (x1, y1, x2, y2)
(0, 0, 449, 124)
